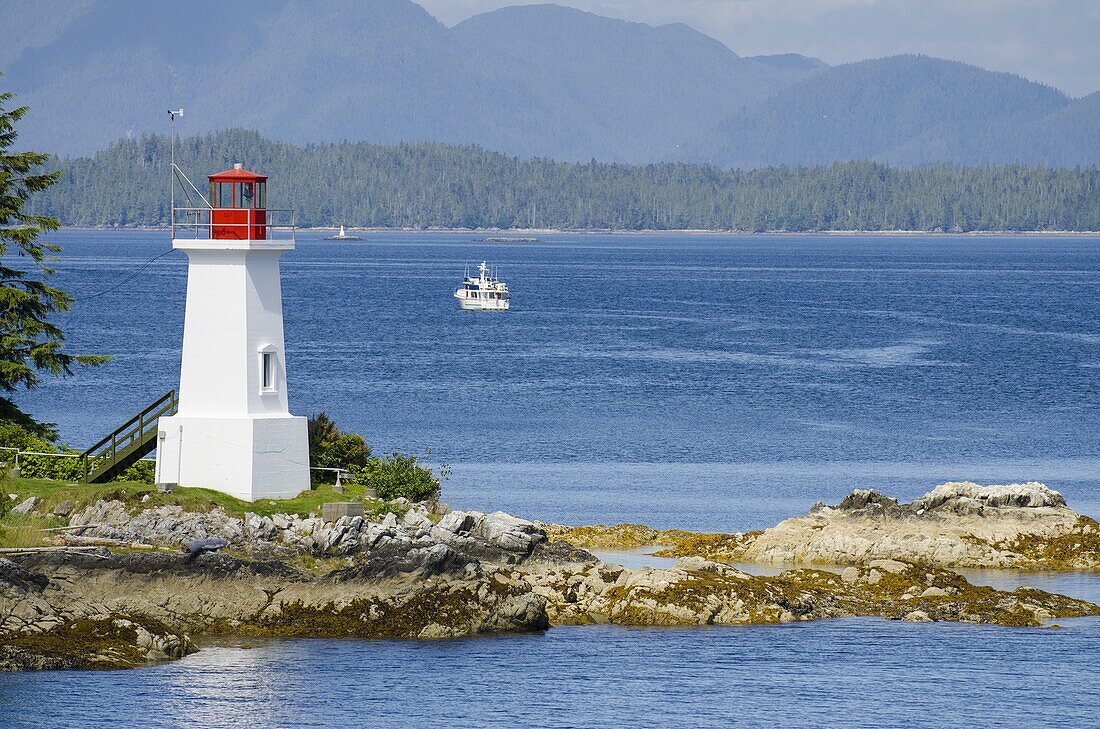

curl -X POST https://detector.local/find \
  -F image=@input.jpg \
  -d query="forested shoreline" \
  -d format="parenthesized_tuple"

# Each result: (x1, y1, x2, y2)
(29, 129, 1100, 232)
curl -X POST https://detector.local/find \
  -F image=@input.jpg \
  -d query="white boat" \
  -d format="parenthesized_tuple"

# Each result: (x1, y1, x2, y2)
(455, 261, 510, 311)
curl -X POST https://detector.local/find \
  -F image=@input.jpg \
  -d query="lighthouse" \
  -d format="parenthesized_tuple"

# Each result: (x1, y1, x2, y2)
(155, 164, 310, 501)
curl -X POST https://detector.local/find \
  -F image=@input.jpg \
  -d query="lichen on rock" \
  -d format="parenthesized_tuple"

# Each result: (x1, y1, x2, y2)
(555, 482, 1100, 572)
(524, 557, 1099, 629)
(5, 483, 1099, 673)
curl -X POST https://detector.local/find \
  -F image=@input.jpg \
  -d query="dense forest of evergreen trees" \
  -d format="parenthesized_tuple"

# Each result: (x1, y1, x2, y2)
(29, 130, 1100, 232)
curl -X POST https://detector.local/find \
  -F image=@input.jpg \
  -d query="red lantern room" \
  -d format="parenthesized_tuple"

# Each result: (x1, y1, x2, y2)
(208, 164, 268, 240)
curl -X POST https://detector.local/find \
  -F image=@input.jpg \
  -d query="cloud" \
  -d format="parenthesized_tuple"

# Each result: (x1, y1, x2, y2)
(415, 0, 1100, 95)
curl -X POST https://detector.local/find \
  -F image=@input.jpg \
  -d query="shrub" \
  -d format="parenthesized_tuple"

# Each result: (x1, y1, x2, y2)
(0, 421, 84, 480)
(0, 421, 55, 454)
(18, 453, 85, 481)
(0, 421, 156, 484)
(353, 453, 442, 503)
(119, 459, 155, 484)
(307, 412, 372, 484)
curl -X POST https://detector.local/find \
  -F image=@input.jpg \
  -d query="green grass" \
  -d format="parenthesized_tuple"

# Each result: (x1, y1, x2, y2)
(0, 476, 405, 548)
(0, 513, 65, 548)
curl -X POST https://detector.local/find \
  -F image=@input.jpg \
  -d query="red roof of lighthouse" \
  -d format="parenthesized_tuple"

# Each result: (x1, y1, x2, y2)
(208, 165, 268, 182)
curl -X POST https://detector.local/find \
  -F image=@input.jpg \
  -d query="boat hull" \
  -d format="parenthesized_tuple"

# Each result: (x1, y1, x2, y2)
(455, 291, 509, 311)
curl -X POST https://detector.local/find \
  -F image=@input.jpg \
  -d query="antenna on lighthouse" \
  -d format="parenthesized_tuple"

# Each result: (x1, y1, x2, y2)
(168, 108, 183, 221)
(166, 108, 212, 237)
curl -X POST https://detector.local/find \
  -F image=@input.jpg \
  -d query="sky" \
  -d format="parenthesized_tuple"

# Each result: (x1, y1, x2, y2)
(418, 0, 1100, 97)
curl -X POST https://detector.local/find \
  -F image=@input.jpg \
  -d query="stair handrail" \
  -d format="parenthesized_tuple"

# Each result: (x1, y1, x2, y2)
(81, 390, 177, 459)
(81, 390, 178, 482)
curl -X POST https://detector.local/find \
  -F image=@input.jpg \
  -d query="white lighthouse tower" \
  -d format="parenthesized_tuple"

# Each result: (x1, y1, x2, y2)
(155, 164, 310, 501)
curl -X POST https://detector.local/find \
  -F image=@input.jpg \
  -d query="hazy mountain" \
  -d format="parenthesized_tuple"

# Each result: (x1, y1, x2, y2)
(2, 2, 1097, 166)
(699, 55, 1100, 167)
(0, 0, 816, 161)
(744, 54, 827, 72)
(449, 5, 802, 161)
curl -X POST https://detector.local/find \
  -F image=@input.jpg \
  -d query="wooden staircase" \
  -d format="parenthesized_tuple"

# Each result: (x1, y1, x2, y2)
(81, 390, 178, 483)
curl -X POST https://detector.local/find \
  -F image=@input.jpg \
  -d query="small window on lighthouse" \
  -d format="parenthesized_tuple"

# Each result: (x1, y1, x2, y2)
(261, 351, 276, 392)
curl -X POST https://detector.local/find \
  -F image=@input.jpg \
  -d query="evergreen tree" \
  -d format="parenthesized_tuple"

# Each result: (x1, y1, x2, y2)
(27, 129, 1100, 233)
(0, 86, 105, 435)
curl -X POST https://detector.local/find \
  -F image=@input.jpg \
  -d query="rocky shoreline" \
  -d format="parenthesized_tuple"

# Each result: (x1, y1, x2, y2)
(3, 481, 1099, 672)
(548, 482, 1100, 571)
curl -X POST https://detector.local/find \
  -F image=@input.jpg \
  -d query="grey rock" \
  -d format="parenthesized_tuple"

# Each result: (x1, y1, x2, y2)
(407, 544, 466, 574)
(676, 557, 750, 578)
(244, 514, 278, 541)
(868, 559, 908, 574)
(51, 500, 73, 517)
(0, 558, 50, 592)
(69, 500, 243, 546)
(912, 481, 1066, 512)
(10, 497, 37, 516)
(437, 510, 478, 535)
(835, 489, 898, 512)
(402, 508, 433, 530)
(295, 517, 324, 537)
(474, 511, 546, 554)
(359, 523, 392, 548)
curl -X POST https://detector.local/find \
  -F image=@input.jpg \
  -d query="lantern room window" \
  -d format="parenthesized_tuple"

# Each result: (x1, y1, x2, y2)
(212, 181, 234, 207)
(238, 182, 254, 208)
(208, 180, 266, 208)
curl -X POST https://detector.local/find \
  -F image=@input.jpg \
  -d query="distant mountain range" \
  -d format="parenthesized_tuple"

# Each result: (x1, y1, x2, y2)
(2, 0, 1098, 167)
(699, 55, 1100, 167)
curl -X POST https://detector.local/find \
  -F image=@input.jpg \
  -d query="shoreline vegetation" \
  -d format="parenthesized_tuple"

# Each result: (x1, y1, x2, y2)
(3, 479, 1099, 671)
(29, 129, 1100, 233)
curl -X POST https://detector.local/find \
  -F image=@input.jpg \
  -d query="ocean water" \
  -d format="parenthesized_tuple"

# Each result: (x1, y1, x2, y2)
(20, 230, 1100, 529)
(2, 617, 1099, 729)
(5, 230, 1100, 726)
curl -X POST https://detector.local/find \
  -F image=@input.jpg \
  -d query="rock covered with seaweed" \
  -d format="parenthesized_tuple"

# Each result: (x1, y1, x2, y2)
(523, 556, 1098, 628)
(549, 482, 1100, 571)
(3, 483, 1099, 672)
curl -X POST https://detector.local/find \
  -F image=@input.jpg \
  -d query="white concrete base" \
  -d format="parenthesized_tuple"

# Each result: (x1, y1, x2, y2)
(155, 415, 310, 502)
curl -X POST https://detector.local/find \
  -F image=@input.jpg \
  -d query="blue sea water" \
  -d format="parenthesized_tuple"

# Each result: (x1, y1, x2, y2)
(19, 230, 1100, 529)
(2, 617, 1099, 729)
(4, 230, 1099, 727)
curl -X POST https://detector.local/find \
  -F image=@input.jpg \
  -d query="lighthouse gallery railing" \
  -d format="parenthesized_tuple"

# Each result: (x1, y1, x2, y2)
(171, 207, 297, 240)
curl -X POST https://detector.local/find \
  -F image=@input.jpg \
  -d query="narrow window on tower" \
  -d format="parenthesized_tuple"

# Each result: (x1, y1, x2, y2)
(261, 351, 276, 392)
